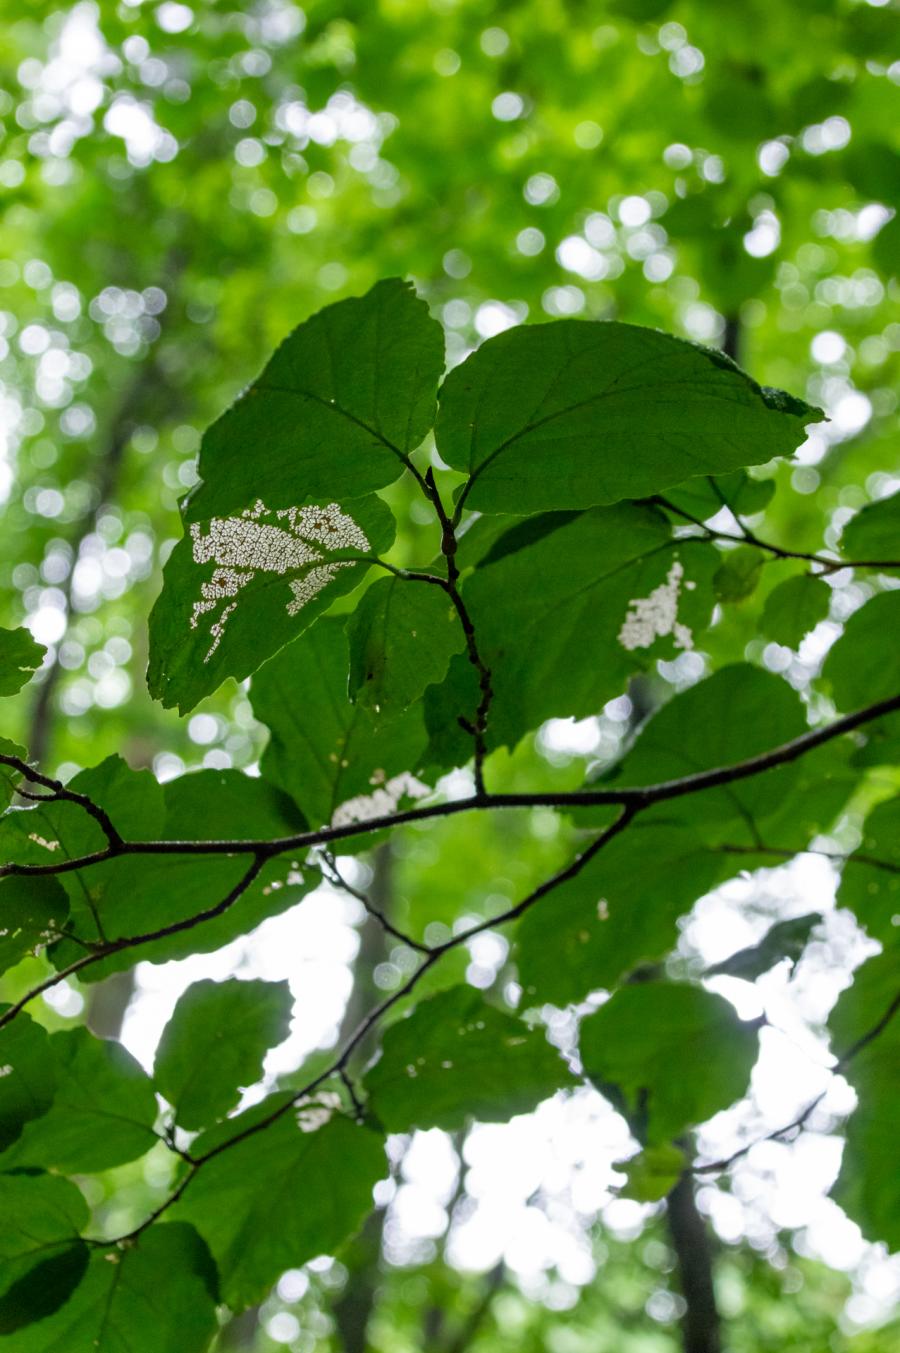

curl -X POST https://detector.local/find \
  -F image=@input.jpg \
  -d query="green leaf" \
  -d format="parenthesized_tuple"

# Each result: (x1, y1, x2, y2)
(516, 819, 727, 1008)
(828, 950, 900, 1250)
(0, 1244, 88, 1337)
(872, 213, 900, 280)
(837, 797, 900, 945)
(607, 664, 807, 839)
(155, 978, 293, 1130)
(760, 574, 830, 648)
(0, 1028, 157, 1173)
(346, 576, 464, 719)
(664, 471, 775, 522)
(423, 653, 483, 773)
(841, 492, 900, 565)
(0, 1172, 89, 1334)
(69, 756, 165, 841)
(451, 504, 717, 752)
(0, 741, 27, 812)
(175, 1113, 385, 1309)
(712, 546, 764, 602)
(436, 320, 821, 514)
(850, 709, 900, 768)
(706, 913, 822, 981)
(822, 592, 900, 711)
(0, 875, 69, 975)
(184, 278, 443, 523)
(0, 1013, 56, 1153)
(619, 1143, 687, 1202)
(148, 493, 395, 713)
(0, 628, 45, 697)
(579, 982, 759, 1143)
(364, 986, 575, 1133)
(742, 739, 859, 849)
(0, 1223, 218, 1352)
(253, 618, 430, 830)
(48, 769, 313, 980)
(0, 755, 163, 871)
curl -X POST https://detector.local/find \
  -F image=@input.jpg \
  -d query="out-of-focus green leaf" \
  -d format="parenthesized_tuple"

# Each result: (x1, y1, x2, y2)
(837, 797, 900, 944)
(175, 1114, 385, 1310)
(0, 1012, 56, 1153)
(0, 1172, 89, 1334)
(706, 912, 822, 980)
(829, 950, 900, 1250)
(437, 321, 821, 514)
(580, 982, 759, 1143)
(154, 978, 293, 1130)
(0, 875, 69, 975)
(822, 592, 900, 710)
(0, 1028, 157, 1173)
(760, 574, 830, 647)
(841, 492, 900, 564)
(364, 986, 575, 1132)
(850, 709, 900, 768)
(619, 1143, 687, 1202)
(517, 818, 727, 1008)
(0, 1223, 218, 1352)
(713, 546, 764, 602)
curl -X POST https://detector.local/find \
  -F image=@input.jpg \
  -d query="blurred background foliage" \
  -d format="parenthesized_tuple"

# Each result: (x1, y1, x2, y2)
(0, 0, 898, 1349)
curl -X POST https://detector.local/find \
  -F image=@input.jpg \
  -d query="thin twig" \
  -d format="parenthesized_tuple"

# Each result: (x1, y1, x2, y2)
(692, 1093, 827, 1174)
(320, 851, 430, 954)
(1, 753, 123, 847)
(694, 985, 900, 1175)
(0, 856, 265, 1031)
(717, 842, 900, 875)
(655, 496, 900, 572)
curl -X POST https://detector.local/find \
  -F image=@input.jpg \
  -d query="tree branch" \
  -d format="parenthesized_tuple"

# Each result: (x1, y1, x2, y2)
(4, 689, 898, 880)
(320, 850, 430, 954)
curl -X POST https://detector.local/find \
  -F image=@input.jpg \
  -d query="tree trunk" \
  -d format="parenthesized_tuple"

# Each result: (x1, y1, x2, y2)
(666, 1171, 722, 1353)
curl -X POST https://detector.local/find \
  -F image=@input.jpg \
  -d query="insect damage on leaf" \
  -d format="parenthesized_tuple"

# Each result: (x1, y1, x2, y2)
(188, 499, 370, 661)
(331, 770, 430, 828)
(618, 558, 696, 651)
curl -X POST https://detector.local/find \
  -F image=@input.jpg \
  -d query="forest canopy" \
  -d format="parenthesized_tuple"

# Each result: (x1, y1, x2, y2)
(0, 2, 899, 1351)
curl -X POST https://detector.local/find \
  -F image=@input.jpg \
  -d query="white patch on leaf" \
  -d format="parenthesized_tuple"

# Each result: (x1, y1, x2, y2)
(618, 559, 694, 652)
(295, 1089, 342, 1133)
(188, 500, 370, 661)
(28, 833, 60, 851)
(331, 772, 429, 829)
